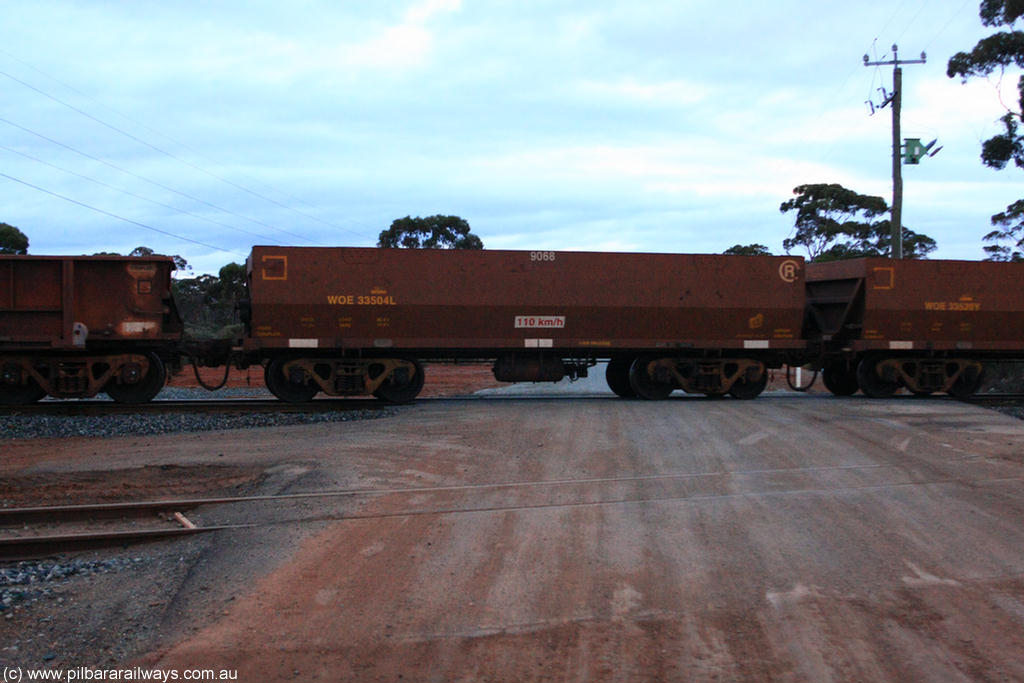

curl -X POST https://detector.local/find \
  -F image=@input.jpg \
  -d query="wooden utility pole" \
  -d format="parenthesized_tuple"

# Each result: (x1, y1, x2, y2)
(864, 44, 925, 259)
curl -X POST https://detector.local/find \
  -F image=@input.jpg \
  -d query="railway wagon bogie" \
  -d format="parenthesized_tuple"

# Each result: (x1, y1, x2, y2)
(855, 355, 901, 399)
(263, 356, 424, 403)
(0, 351, 168, 404)
(0, 360, 47, 404)
(853, 354, 985, 398)
(626, 356, 769, 400)
(103, 352, 169, 403)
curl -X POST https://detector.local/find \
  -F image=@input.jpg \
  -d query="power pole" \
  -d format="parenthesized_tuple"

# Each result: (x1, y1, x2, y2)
(864, 44, 926, 259)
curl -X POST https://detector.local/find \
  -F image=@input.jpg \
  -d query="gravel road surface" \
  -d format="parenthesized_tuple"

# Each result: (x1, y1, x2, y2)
(5, 391, 1024, 681)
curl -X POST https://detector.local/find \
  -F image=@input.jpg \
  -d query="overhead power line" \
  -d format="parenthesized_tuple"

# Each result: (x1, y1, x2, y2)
(923, 0, 975, 53)
(895, 0, 930, 45)
(0, 171, 245, 257)
(0, 143, 284, 243)
(0, 61, 377, 243)
(0, 114, 318, 245)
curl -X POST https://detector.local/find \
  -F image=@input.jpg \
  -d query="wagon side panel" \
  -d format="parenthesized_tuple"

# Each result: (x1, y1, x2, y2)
(245, 247, 806, 355)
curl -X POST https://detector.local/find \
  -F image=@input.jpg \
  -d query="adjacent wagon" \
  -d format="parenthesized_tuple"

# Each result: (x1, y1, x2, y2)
(806, 258, 1024, 397)
(0, 255, 182, 404)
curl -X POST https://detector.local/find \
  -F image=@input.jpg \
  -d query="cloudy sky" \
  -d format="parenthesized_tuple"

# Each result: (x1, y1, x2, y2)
(1, 1, 1019, 273)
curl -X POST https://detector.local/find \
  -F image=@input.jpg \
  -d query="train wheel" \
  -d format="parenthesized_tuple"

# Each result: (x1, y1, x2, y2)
(265, 358, 318, 403)
(105, 353, 167, 404)
(628, 357, 674, 400)
(373, 360, 424, 404)
(856, 356, 899, 399)
(948, 365, 985, 399)
(728, 372, 768, 400)
(605, 358, 637, 398)
(822, 362, 859, 396)
(0, 364, 47, 405)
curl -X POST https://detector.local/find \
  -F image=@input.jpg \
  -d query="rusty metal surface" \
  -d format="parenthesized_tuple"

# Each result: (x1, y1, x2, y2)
(244, 247, 807, 355)
(807, 258, 1024, 351)
(0, 255, 181, 350)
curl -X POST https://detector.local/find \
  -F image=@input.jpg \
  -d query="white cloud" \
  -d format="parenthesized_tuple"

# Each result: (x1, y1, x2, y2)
(472, 140, 884, 206)
(341, 24, 433, 71)
(164, 0, 464, 82)
(904, 76, 1018, 140)
(340, 0, 462, 71)
(404, 0, 462, 24)
(576, 77, 710, 107)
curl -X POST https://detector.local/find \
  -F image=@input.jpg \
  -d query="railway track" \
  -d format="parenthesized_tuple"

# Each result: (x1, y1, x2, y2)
(0, 468, 867, 559)
(1, 391, 1021, 421)
(0, 499, 242, 561)
(7, 456, 1023, 561)
(7, 392, 1024, 414)
(962, 393, 1024, 406)
(1, 397, 388, 416)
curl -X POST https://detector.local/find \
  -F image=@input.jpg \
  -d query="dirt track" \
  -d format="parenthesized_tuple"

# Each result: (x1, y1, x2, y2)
(6, 391, 1024, 680)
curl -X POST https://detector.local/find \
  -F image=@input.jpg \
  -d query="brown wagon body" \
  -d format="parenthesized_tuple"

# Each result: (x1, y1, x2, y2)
(0, 255, 181, 349)
(242, 247, 806, 401)
(807, 258, 1024, 397)
(245, 247, 806, 354)
(0, 255, 181, 402)
(807, 258, 1024, 351)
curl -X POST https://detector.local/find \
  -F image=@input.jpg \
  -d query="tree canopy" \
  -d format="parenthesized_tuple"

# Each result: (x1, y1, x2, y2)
(128, 245, 191, 273)
(172, 261, 246, 339)
(780, 183, 936, 261)
(723, 244, 771, 256)
(0, 222, 29, 254)
(377, 215, 484, 249)
(984, 198, 1024, 260)
(948, 1, 1024, 260)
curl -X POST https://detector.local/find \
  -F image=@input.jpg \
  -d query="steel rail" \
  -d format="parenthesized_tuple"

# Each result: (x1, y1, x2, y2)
(4, 392, 1020, 417)
(0, 525, 245, 561)
(965, 393, 1024, 401)
(0, 457, 987, 526)
(0, 397, 389, 415)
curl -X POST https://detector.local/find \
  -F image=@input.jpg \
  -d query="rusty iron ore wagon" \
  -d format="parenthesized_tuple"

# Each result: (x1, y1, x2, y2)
(0, 254, 182, 404)
(807, 258, 1024, 398)
(240, 247, 808, 402)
